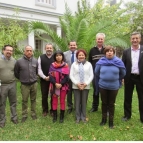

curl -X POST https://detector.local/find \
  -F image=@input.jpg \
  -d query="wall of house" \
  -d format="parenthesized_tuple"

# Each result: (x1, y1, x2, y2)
(0, 0, 78, 15)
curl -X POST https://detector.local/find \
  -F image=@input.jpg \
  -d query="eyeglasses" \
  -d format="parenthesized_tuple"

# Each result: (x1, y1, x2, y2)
(5, 50, 13, 52)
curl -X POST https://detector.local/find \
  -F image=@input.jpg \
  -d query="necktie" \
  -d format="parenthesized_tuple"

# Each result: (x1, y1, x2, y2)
(71, 52, 74, 64)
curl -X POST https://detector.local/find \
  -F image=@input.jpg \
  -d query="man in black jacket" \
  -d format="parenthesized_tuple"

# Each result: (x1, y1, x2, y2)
(14, 45, 38, 123)
(122, 32, 143, 123)
(38, 43, 54, 117)
(88, 33, 105, 112)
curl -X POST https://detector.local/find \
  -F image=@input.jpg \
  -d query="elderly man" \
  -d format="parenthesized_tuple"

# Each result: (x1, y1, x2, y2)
(14, 45, 38, 123)
(88, 33, 105, 112)
(38, 43, 54, 117)
(0, 45, 18, 128)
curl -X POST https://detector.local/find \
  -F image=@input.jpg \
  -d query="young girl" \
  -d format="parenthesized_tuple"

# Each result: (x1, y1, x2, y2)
(49, 50, 69, 123)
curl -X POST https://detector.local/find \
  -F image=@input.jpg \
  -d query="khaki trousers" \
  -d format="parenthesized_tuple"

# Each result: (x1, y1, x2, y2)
(21, 82, 37, 117)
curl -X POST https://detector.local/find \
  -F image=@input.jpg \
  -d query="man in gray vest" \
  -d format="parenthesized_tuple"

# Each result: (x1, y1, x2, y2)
(0, 45, 18, 128)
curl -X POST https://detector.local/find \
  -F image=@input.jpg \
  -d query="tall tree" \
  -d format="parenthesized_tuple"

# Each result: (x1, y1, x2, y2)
(30, 0, 132, 52)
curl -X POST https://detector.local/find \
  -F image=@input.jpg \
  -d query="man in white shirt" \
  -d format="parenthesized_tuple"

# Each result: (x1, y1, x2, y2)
(38, 43, 54, 117)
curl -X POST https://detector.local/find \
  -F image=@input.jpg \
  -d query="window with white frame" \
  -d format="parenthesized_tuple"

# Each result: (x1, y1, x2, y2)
(35, 0, 56, 8)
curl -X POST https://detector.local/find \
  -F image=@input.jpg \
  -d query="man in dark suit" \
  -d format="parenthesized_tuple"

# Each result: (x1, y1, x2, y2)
(64, 41, 77, 114)
(122, 32, 143, 123)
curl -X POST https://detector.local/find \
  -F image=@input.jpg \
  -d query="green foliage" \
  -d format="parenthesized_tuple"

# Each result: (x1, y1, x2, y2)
(0, 82, 143, 141)
(30, 0, 132, 53)
(125, 0, 143, 35)
(0, 10, 28, 52)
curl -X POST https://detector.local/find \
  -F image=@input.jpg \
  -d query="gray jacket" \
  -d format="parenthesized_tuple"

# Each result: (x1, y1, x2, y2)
(64, 50, 77, 68)
(14, 55, 38, 85)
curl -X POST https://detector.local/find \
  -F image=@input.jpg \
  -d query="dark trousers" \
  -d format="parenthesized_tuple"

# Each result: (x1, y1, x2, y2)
(91, 74, 99, 109)
(67, 79, 73, 109)
(100, 88, 118, 121)
(40, 80, 52, 113)
(124, 74, 143, 121)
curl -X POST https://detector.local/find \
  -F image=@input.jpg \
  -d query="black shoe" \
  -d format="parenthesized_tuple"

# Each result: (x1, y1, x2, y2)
(11, 119, 18, 124)
(50, 110, 53, 116)
(67, 109, 72, 114)
(32, 116, 37, 120)
(21, 117, 27, 123)
(53, 110, 57, 123)
(109, 121, 114, 129)
(60, 110, 65, 123)
(42, 112, 48, 117)
(122, 116, 130, 121)
(100, 118, 107, 126)
(0, 123, 5, 128)
(89, 108, 98, 113)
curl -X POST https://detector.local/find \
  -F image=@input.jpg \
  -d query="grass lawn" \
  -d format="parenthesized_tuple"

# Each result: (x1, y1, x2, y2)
(0, 81, 143, 141)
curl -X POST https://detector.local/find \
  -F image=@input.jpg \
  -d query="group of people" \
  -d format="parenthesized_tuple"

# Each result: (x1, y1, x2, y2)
(0, 32, 143, 129)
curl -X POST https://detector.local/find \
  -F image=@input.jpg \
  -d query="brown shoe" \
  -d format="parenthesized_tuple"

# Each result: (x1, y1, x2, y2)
(32, 116, 37, 120)
(21, 117, 27, 123)
(11, 119, 18, 124)
(75, 120, 80, 124)
(42, 112, 48, 117)
(0, 123, 5, 128)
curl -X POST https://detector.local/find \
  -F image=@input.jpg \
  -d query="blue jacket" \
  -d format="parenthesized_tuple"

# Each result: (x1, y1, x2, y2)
(95, 56, 126, 92)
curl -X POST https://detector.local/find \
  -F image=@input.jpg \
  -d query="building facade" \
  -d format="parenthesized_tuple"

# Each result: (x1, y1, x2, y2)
(0, 0, 80, 52)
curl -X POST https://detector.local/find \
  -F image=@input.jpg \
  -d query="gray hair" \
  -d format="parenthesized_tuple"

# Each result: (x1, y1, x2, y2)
(24, 45, 33, 51)
(131, 32, 141, 38)
(96, 33, 106, 39)
(45, 43, 53, 48)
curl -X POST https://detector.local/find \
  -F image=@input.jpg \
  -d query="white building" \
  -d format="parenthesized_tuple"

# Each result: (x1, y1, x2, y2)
(0, 0, 83, 52)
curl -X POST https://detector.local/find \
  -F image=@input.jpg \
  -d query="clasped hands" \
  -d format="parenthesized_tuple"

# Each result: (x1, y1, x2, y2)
(55, 83, 62, 89)
(45, 76, 49, 81)
(77, 83, 87, 90)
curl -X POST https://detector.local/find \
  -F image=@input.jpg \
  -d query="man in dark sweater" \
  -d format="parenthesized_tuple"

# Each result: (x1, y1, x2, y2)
(88, 33, 105, 112)
(38, 43, 54, 117)
(14, 45, 38, 123)
(0, 45, 18, 128)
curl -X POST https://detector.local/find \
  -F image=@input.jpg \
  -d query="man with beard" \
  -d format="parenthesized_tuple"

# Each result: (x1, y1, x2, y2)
(64, 41, 77, 114)
(89, 33, 105, 112)
(0, 45, 18, 128)
(38, 43, 54, 117)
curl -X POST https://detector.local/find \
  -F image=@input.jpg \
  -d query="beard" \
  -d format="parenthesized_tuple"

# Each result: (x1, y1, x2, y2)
(46, 51, 53, 55)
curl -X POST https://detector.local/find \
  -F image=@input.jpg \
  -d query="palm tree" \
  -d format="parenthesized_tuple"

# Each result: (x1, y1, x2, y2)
(29, 0, 132, 53)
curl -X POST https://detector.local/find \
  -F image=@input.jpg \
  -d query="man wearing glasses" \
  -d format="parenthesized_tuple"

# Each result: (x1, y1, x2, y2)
(0, 45, 18, 128)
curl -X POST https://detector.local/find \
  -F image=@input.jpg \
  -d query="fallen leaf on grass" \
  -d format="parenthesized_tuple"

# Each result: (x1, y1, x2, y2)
(70, 134, 73, 139)
(77, 135, 83, 140)
(25, 136, 28, 139)
(104, 127, 107, 129)
(73, 137, 76, 141)
(126, 126, 130, 129)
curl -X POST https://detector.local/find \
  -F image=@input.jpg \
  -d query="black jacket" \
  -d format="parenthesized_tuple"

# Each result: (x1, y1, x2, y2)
(14, 56, 38, 85)
(122, 45, 143, 84)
